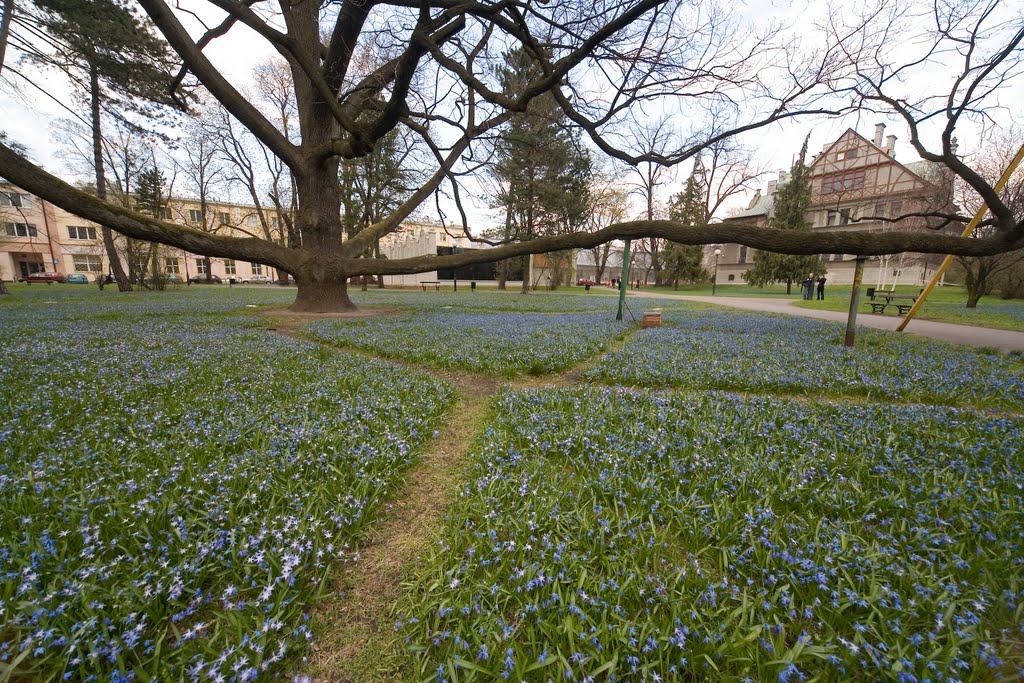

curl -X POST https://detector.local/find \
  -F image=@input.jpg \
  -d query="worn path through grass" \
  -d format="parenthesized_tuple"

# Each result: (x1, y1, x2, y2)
(258, 309, 495, 680)
(258, 307, 620, 680)
(306, 373, 497, 682)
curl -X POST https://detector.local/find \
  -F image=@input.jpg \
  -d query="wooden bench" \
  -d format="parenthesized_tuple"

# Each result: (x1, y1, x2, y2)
(419, 281, 441, 291)
(867, 292, 917, 315)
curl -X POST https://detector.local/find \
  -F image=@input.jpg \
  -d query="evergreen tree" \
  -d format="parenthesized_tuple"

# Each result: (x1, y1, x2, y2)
(664, 161, 710, 288)
(743, 136, 823, 293)
(135, 166, 168, 287)
(21, 0, 179, 291)
(491, 48, 592, 291)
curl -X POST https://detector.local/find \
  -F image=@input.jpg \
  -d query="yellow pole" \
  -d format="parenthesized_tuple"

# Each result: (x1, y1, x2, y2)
(896, 143, 1024, 332)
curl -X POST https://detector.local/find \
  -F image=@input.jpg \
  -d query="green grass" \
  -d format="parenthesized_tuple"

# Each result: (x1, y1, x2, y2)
(397, 388, 1024, 682)
(2, 285, 1022, 682)
(0, 296, 454, 681)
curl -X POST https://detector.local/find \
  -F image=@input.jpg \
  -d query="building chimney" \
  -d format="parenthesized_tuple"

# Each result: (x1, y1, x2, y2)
(778, 170, 789, 184)
(873, 123, 886, 146)
(885, 135, 897, 156)
(748, 188, 762, 209)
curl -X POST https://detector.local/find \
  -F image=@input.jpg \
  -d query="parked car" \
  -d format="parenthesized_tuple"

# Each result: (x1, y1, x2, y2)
(21, 272, 66, 284)
(65, 273, 90, 284)
(576, 278, 597, 286)
(240, 274, 273, 284)
(188, 274, 223, 284)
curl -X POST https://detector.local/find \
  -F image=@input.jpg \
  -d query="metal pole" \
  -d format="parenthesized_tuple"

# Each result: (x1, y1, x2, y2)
(712, 253, 719, 295)
(616, 239, 632, 321)
(845, 257, 866, 347)
(896, 142, 1024, 332)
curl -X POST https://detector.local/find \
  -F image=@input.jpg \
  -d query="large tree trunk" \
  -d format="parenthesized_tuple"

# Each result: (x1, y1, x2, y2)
(90, 62, 131, 292)
(496, 259, 508, 290)
(291, 277, 357, 312)
(0, 0, 13, 76)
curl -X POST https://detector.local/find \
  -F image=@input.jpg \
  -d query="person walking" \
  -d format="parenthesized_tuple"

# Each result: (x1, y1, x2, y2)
(816, 276, 826, 300)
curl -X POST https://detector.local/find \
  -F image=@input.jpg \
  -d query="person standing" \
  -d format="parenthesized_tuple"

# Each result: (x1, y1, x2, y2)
(802, 274, 814, 300)
(816, 276, 826, 300)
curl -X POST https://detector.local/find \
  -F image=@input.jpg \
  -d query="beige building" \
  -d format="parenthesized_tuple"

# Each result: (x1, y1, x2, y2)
(714, 125, 956, 288)
(1, 184, 285, 283)
(1, 187, 106, 281)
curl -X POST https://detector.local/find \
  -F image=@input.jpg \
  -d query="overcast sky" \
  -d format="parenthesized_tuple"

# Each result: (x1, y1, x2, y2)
(1, 0, 1019, 231)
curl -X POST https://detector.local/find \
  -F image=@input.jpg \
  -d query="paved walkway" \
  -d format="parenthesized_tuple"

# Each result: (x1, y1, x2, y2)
(628, 291, 1024, 353)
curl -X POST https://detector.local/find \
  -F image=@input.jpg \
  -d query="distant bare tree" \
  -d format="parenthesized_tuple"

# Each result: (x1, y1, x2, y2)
(0, 0, 1022, 312)
(953, 129, 1024, 306)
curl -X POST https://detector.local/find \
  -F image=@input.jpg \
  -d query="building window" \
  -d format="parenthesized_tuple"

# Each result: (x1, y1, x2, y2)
(3, 222, 37, 237)
(835, 149, 857, 161)
(738, 246, 748, 264)
(874, 202, 886, 219)
(821, 171, 865, 194)
(832, 254, 844, 262)
(246, 215, 258, 227)
(67, 225, 98, 240)
(165, 257, 180, 274)
(839, 208, 852, 225)
(271, 217, 280, 229)
(158, 207, 172, 220)
(218, 211, 231, 225)
(196, 258, 207, 274)
(890, 201, 903, 218)
(727, 274, 735, 281)
(0, 191, 31, 208)
(188, 209, 203, 223)
(224, 259, 236, 275)
(826, 210, 837, 226)
(250, 262, 263, 275)
(73, 255, 103, 272)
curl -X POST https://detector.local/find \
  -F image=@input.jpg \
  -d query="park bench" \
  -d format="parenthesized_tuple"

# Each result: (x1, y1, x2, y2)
(867, 291, 918, 315)
(420, 281, 441, 291)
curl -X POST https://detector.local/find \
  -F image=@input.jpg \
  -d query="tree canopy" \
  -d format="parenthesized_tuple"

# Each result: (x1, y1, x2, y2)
(0, 0, 1021, 311)
(744, 138, 824, 291)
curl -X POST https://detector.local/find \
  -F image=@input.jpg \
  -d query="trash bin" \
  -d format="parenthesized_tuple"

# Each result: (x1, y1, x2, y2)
(585, 283, 591, 292)
(866, 287, 876, 300)
(642, 310, 662, 328)
(471, 281, 477, 291)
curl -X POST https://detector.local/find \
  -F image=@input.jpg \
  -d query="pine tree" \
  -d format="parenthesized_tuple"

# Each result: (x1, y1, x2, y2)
(664, 161, 710, 288)
(22, 0, 179, 291)
(135, 167, 168, 288)
(743, 136, 823, 293)
(491, 48, 592, 291)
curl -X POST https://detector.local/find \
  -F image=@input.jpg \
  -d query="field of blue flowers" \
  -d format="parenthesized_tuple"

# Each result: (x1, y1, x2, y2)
(585, 309, 1024, 409)
(398, 389, 1024, 682)
(1, 285, 1022, 682)
(0, 293, 453, 681)
(304, 311, 633, 376)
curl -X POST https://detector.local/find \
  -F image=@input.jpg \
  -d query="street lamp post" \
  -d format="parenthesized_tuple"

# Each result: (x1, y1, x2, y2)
(712, 248, 722, 296)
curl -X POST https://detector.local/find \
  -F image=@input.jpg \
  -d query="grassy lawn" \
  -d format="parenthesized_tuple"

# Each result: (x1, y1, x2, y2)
(0, 290, 453, 681)
(1, 285, 1020, 682)
(398, 388, 1023, 682)
(635, 281, 1024, 332)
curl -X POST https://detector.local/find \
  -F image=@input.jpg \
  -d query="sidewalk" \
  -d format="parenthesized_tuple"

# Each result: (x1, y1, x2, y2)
(629, 291, 1024, 353)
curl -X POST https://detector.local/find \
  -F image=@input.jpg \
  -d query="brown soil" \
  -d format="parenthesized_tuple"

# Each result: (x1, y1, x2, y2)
(304, 369, 499, 682)
(257, 306, 400, 334)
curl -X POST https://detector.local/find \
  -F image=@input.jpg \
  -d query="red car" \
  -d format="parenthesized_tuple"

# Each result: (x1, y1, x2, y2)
(21, 272, 66, 284)
(576, 278, 597, 286)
